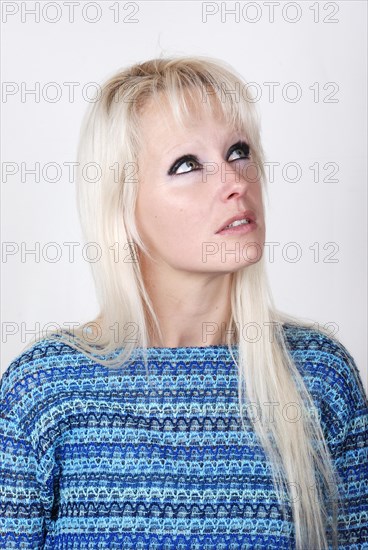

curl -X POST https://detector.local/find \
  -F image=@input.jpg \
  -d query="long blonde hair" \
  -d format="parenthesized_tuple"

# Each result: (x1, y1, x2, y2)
(21, 55, 347, 549)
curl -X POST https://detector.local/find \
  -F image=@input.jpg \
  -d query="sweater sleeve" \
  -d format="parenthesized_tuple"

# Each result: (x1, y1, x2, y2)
(0, 353, 55, 549)
(323, 344, 368, 549)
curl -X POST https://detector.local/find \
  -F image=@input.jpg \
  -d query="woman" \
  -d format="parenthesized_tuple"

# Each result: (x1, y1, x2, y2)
(1, 56, 367, 549)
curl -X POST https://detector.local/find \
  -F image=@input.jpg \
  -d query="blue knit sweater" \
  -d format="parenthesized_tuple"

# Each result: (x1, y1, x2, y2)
(0, 324, 367, 549)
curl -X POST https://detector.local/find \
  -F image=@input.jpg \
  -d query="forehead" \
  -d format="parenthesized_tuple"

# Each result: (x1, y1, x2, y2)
(137, 92, 233, 147)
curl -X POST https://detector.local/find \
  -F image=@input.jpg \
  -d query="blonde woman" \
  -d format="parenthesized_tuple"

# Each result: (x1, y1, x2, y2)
(1, 56, 367, 549)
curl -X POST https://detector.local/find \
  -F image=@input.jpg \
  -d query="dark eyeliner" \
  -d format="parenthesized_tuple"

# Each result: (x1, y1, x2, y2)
(167, 154, 199, 176)
(228, 140, 250, 158)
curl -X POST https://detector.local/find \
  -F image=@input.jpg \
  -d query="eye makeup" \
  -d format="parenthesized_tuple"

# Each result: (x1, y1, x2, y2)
(167, 155, 200, 176)
(228, 140, 250, 158)
(167, 140, 250, 176)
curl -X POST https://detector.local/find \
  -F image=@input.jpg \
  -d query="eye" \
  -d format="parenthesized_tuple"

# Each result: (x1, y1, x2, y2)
(228, 141, 250, 162)
(168, 155, 200, 176)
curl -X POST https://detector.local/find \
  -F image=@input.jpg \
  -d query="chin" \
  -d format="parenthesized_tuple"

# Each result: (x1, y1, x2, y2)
(202, 242, 264, 266)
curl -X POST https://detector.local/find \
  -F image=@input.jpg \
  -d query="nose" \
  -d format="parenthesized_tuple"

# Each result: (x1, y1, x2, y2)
(211, 159, 255, 201)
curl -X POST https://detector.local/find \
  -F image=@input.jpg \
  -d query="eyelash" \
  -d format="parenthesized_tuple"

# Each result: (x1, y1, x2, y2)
(168, 141, 251, 176)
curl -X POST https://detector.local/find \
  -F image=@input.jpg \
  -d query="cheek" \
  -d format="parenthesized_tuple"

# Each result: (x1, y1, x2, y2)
(135, 181, 209, 255)
(244, 163, 260, 183)
(135, 192, 187, 247)
(249, 178, 264, 209)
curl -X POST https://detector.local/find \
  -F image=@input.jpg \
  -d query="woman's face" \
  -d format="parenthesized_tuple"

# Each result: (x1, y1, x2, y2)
(135, 97, 266, 275)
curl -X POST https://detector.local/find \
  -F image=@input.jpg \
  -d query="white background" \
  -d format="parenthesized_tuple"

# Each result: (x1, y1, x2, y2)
(1, 0, 367, 393)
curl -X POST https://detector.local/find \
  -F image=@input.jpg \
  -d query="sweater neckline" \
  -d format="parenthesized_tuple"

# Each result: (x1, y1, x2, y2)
(101, 343, 237, 361)
(145, 344, 232, 351)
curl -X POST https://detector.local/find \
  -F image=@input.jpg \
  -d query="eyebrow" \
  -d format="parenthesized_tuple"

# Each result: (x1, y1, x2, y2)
(165, 141, 202, 157)
(165, 133, 244, 157)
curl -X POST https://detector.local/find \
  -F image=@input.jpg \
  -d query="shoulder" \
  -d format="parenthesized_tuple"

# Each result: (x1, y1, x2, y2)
(282, 321, 354, 359)
(281, 322, 364, 392)
(281, 322, 367, 445)
(1, 336, 82, 381)
(281, 322, 366, 399)
(0, 337, 93, 421)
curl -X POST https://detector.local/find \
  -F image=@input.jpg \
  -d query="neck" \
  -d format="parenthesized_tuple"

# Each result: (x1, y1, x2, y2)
(140, 257, 234, 348)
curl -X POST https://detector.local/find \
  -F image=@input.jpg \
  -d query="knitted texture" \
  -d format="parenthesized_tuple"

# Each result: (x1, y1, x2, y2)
(0, 324, 367, 549)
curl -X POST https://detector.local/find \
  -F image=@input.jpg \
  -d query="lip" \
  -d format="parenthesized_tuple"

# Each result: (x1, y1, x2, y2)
(216, 210, 256, 234)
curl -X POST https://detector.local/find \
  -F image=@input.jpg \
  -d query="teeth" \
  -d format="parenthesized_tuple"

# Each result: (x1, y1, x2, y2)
(225, 218, 250, 229)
